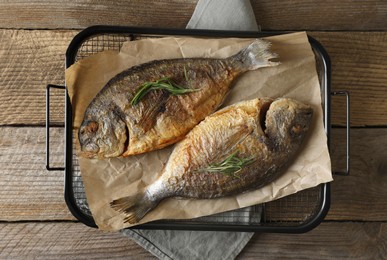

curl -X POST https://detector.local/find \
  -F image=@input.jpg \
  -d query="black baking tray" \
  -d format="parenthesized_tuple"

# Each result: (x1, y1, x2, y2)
(48, 25, 337, 233)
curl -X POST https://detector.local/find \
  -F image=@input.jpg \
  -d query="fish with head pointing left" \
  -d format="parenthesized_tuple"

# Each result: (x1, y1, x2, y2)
(78, 39, 279, 159)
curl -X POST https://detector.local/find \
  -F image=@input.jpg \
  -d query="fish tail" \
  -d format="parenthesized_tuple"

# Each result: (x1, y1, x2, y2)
(229, 39, 280, 71)
(110, 190, 158, 224)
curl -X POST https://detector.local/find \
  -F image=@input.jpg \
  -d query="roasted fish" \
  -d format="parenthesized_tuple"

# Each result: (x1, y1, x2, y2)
(110, 98, 313, 224)
(78, 39, 279, 159)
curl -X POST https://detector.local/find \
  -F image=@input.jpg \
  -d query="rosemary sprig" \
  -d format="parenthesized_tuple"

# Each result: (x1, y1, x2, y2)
(183, 65, 189, 82)
(131, 68, 198, 106)
(199, 150, 255, 178)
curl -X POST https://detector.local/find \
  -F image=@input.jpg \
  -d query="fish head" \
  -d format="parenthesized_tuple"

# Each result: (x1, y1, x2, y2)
(265, 98, 313, 146)
(78, 110, 128, 159)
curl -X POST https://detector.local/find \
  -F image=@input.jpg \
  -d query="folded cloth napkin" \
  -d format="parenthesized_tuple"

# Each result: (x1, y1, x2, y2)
(121, 0, 259, 259)
(186, 0, 259, 31)
(121, 206, 261, 260)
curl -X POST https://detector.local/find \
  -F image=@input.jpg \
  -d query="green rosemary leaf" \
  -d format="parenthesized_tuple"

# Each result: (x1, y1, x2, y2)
(184, 65, 189, 82)
(130, 83, 153, 106)
(199, 150, 255, 178)
(131, 74, 199, 106)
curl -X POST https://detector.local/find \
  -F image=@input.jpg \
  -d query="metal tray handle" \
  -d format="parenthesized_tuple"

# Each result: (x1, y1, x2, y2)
(46, 84, 66, 171)
(331, 91, 350, 176)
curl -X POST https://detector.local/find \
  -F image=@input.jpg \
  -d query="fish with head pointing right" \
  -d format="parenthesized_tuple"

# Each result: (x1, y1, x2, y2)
(110, 97, 313, 224)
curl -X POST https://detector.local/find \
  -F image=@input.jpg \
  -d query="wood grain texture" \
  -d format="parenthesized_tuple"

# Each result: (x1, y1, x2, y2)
(310, 32, 387, 126)
(239, 222, 387, 259)
(252, 0, 387, 31)
(327, 128, 387, 221)
(1, 127, 386, 221)
(0, 127, 74, 221)
(0, 0, 386, 30)
(0, 0, 197, 30)
(0, 29, 77, 126)
(0, 222, 155, 259)
(0, 29, 386, 127)
(0, 222, 385, 259)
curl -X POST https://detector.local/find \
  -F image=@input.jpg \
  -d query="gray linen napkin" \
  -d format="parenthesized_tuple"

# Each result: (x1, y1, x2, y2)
(186, 0, 259, 31)
(121, 1, 260, 259)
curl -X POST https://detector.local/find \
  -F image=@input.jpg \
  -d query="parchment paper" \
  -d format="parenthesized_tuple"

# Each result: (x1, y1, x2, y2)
(66, 32, 332, 231)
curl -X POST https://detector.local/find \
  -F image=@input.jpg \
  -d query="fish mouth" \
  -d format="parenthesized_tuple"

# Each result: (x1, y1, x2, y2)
(79, 141, 99, 159)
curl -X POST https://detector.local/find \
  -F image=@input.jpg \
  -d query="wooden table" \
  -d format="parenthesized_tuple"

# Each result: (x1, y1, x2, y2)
(1, 1, 386, 258)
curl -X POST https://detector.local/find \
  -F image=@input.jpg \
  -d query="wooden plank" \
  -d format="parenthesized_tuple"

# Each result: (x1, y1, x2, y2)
(239, 222, 387, 259)
(0, 1, 386, 30)
(0, 222, 386, 259)
(327, 128, 387, 221)
(1, 126, 387, 222)
(310, 32, 387, 126)
(0, 29, 77, 126)
(252, 0, 387, 31)
(0, 222, 155, 259)
(1, 30, 386, 127)
(0, 0, 197, 30)
(0, 127, 74, 221)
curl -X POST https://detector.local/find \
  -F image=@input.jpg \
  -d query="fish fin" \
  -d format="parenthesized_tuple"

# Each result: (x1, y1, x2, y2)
(110, 191, 158, 224)
(230, 39, 280, 71)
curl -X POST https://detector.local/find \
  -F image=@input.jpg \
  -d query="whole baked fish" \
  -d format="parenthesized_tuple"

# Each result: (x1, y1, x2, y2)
(78, 39, 279, 159)
(110, 98, 313, 224)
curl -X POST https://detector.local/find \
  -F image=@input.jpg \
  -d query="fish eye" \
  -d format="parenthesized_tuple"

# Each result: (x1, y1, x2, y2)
(291, 124, 303, 135)
(85, 143, 99, 153)
(88, 121, 99, 132)
(81, 121, 99, 134)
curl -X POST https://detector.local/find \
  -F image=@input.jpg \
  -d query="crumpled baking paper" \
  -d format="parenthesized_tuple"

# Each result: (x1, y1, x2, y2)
(66, 31, 332, 231)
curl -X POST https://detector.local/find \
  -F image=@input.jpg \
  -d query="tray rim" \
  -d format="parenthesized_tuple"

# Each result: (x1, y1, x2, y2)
(64, 25, 331, 233)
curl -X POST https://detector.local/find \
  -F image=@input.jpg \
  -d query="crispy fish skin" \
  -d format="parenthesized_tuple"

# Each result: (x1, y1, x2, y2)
(78, 40, 279, 159)
(110, 98, 313, 224)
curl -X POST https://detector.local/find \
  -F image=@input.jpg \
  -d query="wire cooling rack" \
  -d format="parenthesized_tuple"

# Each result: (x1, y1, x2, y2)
(68, 29, 327, 231)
